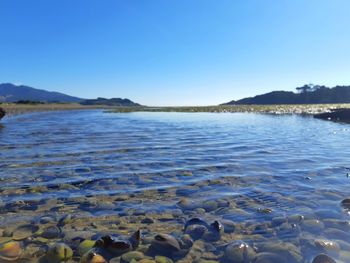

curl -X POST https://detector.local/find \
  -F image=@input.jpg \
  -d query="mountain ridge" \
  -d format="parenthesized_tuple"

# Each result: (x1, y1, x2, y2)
(223, 84, 350, 105)
(0, 83, 83, 103)
(0, 83, 140, 106)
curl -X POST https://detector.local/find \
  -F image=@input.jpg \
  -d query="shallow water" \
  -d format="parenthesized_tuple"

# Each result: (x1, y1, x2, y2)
(1, 110, 350, 262)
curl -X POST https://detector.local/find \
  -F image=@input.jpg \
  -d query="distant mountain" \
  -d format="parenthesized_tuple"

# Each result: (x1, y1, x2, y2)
(80, 97, 141, 106)
(223, 85, 350, 105)
(0, 83, 83, 103)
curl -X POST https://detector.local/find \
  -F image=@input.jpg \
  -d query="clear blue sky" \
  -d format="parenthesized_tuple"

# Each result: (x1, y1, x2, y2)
(1, 0, 350, 106)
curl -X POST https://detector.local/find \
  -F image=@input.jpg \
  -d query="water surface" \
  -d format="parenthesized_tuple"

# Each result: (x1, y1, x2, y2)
(0, 110, 350, 262)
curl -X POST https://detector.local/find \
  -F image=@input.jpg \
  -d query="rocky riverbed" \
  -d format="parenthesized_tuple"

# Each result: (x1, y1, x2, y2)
(1, 176, 350, 263)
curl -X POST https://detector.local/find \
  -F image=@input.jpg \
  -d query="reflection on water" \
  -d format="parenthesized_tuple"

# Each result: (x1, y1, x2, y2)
(0, 110, 350, 262)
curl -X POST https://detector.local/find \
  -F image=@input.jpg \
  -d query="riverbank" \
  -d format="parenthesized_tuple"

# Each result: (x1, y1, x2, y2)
(0, 103, 105, 117)
(2, 103, 350, 119)
(109, 103, 350, 115)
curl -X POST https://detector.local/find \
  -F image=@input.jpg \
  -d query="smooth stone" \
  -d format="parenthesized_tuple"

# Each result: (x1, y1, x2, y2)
(78, 240, 96, 256)
(149, 234, 181, 256)
(64, 230, 95, 243)
(41, 226, 62, 239)
(312, 254, 336, 263)
(155, 255, 173, 263)
(314, 239, 340, 253)
(138, 260, 156, 263)
(185, 225, 207, 240)
(315, 209, 341, 219)
(177, 199, 197, 210)
(39, 216, 56, 224)
(302, 219, 325, 233)
(221, 220, 235, 233)
(201, 201, 218, 212)
(180, 234, 193, 249)
(257, 242, 302, 263)
(121, 251, 144, 262)
(287, 214, 304, 224)
(23, 243, 46, 258)
(323, 219, 350, 231)
(46, 243, 73, 262)
(253, 252, 288, 263)
(324, 228, 350, 240)
(0, 241, 23, 261)
(12, 224, 39, 241)
(271, 217, 286, 227)
(81, 251, 107, 263)
(224, 241, 255, 263)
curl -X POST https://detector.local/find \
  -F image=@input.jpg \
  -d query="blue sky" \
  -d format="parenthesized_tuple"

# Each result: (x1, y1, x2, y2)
(1, 0, 350, 106)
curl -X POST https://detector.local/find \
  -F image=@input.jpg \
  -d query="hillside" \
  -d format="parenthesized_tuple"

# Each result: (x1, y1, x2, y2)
(80, 97, 141, 106)
(224, 85, 350, 105)
(0, 83, 83, 103)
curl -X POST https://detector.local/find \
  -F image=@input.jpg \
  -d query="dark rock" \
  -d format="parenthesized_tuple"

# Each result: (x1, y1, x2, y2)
(341, 198, 350, 209)
(312, 254, 336, 263)
(0, 107, 5, 120)
(314, 108, 350, 123)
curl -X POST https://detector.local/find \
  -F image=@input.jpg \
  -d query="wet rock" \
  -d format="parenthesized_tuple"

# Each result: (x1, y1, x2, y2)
(184, 218, 223, 242)
(221, 220, 235, 233)
(324, 228, 350, 240)
(177, 199, 197, 210)
(315, 209, 340, 220)
(341, 198, 350, 209)
(41, 226, 62, 239)
(185, 225, 207, 240)
(81, 251, 107, 263)
(257, 208, 272, 214)
(201, 201, 218, 212)
(224, 241, 256, 263)
(271, 217, 286, 227)
(323, 219, 350, 231)
(312, 254, 336, 263)
(257, 242, 301, 263)
(63, 230, 95, 243)
(141, 218, 155, 224)
(12, 224, 39, 241)
(44, 243, 73, 263)
(138, 259, 156, 263)
(23, 243, 46, 259)
(314, 109, 350, 123)
(155, 255, 173, 263)
(94, 231, 141, 258)
(149, 234, 181, 256)
(302, 219, 325, 233)
(0, 241, 23, 261)
(287, 214, 304, 224)
(0, 107, 5, 120)
(78, 240, 96, 256)
(314, 239, 340, 253)
(253, 252, 288, 263)
(58, 214, 74, 226)
(179, 235, 193, 249)
(39, 216, 56, 224)
(121, 251, 144, 262)
(276, 222, 301, 239)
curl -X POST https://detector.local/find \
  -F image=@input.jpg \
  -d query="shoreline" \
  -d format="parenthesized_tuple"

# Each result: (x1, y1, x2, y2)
(0, 103, 106, 118)
(1, 103, 350, 118)
(108, 103, 350, 115)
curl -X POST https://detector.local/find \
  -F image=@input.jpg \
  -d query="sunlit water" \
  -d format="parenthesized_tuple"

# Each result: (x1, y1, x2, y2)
(0, 110, 350, 262)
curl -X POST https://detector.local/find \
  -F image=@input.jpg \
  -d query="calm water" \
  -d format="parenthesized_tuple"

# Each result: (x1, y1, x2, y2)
(0, 110, 350, 262)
